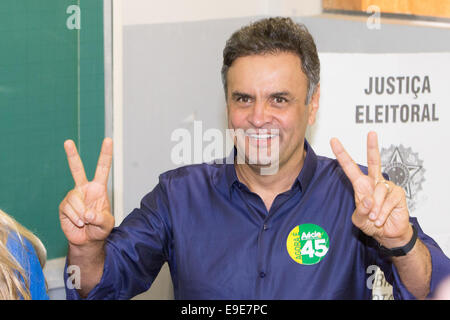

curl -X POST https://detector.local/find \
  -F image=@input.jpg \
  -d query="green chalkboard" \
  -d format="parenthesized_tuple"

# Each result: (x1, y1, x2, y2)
(0, 0, 105, 259)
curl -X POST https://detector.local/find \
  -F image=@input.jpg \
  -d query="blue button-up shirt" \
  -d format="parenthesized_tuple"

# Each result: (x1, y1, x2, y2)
(65, 141, 450, 299)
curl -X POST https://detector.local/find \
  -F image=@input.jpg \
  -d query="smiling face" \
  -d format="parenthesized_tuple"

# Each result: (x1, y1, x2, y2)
(226, 52, 319, 173)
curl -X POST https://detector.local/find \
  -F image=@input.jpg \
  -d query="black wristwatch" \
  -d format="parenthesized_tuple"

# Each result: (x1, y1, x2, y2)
(378, 224, 418, 257)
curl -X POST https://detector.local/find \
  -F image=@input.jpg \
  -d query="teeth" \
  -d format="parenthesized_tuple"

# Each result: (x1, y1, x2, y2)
(247, 134, 277, 139)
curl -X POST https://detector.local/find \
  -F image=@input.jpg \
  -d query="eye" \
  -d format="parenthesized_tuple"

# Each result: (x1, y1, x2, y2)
(273, 96, 288, 104)
(235, 95, 252, 104)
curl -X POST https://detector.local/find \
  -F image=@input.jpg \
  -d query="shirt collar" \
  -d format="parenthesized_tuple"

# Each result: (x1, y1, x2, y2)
(224, 147, 239, 190)
(221, 139, 318, 194)
(297, 139, 317, 193)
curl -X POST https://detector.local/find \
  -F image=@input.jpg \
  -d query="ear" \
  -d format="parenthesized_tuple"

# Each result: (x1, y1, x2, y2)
(307, 84, 320, 125)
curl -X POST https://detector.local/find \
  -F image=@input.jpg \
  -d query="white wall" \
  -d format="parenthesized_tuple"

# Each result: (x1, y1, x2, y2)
(122, 0, 322, 25)
(268, 0, 322, 17)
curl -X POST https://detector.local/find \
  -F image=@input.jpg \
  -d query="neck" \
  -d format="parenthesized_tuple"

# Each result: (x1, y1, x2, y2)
(235, 145, 306, 210)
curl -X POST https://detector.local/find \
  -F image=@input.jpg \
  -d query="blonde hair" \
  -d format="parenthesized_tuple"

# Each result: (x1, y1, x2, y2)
(0, 209, 47, 300)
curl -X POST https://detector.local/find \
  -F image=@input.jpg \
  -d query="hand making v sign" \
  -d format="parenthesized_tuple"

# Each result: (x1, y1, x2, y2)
(59, 138, 115, 247)
(330, 131, 413, 249)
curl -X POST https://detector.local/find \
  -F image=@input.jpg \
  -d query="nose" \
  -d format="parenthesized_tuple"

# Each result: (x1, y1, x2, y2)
(248, 101, 272, 128)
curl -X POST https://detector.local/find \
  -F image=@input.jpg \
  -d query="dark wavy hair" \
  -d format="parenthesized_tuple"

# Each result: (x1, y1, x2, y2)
(221, 17, 320, 104)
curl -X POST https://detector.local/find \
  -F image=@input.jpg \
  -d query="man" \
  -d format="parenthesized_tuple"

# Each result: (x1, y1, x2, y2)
(60, 17, 450, 299)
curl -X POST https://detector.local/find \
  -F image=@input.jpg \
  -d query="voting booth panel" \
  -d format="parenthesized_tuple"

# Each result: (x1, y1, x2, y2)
(315, 53, 450, 240)
(313, 52, 450, 299)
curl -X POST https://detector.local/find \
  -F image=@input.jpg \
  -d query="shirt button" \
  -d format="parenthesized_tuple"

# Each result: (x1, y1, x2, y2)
(263, 224, 268, 230)
(259, 272, 266, 278)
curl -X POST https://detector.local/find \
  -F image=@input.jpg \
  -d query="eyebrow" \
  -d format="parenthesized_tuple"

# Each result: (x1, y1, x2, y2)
(269, 91, 292, 98)
(231, 91, 293, 99)
(231, 91, 255, 100)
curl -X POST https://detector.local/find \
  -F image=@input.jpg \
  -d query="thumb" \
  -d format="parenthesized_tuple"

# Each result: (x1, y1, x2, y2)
(84, 208, 115, 234)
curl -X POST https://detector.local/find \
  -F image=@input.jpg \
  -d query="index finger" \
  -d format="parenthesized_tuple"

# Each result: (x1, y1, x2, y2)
(330, 137, 365, 185)
(367, 131, 383, 180)
(93, 137, 113, 186)
(64, 140, 88, 187)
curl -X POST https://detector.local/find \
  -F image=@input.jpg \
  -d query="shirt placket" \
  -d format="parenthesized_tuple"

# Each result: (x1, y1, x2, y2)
(254, 189, 300, 298)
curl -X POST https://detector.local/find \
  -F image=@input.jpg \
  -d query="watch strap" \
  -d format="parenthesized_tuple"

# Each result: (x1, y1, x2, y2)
(378, 224, 418, 257)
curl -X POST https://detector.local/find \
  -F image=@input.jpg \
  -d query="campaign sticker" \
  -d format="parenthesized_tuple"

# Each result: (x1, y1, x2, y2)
(286, 224, 330, 265)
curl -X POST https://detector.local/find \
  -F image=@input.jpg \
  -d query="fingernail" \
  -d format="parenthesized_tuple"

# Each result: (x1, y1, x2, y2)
(375, 220, 382, 227)
(369, 212, 376, 220)
(77, 219, 84, 227)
